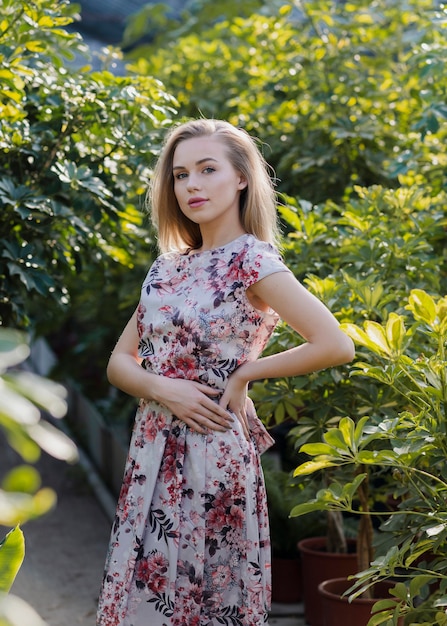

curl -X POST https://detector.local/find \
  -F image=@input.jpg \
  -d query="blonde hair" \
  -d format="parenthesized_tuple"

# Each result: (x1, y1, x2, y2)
(148, 119, 280, 253)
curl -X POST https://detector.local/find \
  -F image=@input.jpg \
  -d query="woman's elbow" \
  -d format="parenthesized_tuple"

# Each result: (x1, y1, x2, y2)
(106, 352, 121, 387)
(106, 359, 115, 386)
(335, 332, 355, 365)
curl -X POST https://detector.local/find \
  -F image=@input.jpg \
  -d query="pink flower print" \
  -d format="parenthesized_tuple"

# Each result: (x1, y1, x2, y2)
(159, 305, 174, 316)
(143, 411, 167, 443)
(207, 507, 227, 531)
(172, 354, 198, 378)
(154, 276, 184, 297)
(213, 489, 234, 510)
(228, 505, 244, 529)
(209, 317, 232, 339)
(140, 551, 168, 594)
(148, 572, 168, 594)
(135, 556, 151, 586)
(186, 582, 204, 606)
(247, 575, 265, 604)
(189, 510, 202, 527)
(211, 564, 232, 589)
(225, 253, 244, 282)
(161, 453, 176, 483)
(224, 527, 242, 546)
(136, 301, 147, 322)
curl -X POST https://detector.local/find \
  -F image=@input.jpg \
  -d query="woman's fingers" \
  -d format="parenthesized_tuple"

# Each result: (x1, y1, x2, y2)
(161, 380, 233, 431)
(234, 410, 250, 441)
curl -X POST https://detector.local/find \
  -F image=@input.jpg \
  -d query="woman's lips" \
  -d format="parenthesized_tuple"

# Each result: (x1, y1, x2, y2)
(188, 197, 207, 208)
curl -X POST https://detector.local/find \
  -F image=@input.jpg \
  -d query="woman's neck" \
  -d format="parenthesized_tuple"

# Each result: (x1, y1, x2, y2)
(198, 226, 247, 252)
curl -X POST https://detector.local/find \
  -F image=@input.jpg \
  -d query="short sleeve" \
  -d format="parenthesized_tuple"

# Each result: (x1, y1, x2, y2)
(240, 235, 291, 290)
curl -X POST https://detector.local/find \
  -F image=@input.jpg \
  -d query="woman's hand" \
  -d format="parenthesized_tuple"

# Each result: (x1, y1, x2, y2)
(153, 377, 234, 435)
(219, 368, 250, 440)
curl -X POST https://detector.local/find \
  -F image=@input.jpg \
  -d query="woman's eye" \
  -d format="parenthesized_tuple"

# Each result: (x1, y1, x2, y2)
(175, 172, 187, 180)
(203, 167, 215, 174)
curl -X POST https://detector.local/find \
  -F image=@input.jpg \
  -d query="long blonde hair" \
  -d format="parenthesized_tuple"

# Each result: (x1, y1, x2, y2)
(148, 119, 280, 253)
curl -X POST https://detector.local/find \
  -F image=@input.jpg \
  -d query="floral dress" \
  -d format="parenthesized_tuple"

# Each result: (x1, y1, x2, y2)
(97, 234, 290, 626)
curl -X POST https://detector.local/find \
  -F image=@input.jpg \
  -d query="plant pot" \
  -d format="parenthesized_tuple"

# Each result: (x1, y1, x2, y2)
(318, 577, 404, 626)
(271, 555, 302, 603)
(298, 536, 357, 626)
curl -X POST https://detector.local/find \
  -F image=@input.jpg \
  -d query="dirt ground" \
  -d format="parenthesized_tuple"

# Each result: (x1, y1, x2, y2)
(2, 441, 111, 626)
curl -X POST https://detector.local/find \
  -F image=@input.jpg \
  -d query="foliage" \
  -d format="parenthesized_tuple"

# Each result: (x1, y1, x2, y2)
(0, 0, 176, 333)
(262, 454, 326, 557)
(0, 528, 24, 594)
(125, 0, 447, 203)
(291, 290, 447, 624)
(0, 327, 77, 624)
(250, 184, 446, 432)
(248, 182, 446, 573)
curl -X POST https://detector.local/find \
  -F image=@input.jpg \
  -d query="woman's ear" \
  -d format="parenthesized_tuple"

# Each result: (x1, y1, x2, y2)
(238, 175, 248, 191)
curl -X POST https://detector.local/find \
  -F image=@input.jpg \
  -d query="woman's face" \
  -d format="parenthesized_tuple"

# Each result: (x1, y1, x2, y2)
(172, 136, 247, 229)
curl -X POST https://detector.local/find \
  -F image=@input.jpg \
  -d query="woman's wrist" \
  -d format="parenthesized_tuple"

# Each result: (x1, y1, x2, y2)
(233, 362, 252, 386)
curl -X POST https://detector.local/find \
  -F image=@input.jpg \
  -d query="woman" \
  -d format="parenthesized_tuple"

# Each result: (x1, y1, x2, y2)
(97, 119, 354, 626)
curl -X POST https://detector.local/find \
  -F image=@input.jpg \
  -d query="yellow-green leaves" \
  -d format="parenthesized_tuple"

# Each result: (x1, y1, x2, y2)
(341, 313, 407, 359)
(0, 527, 24, 593)
(407, 289, 447, 334)
(294, 415, 388, 478)
(0, 488, 56, 527)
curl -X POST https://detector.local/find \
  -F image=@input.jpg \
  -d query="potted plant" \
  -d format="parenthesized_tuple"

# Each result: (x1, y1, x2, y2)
(248, 184, 445, 624)
(293, 414, 377, 626)
(291, 289, 447, 625)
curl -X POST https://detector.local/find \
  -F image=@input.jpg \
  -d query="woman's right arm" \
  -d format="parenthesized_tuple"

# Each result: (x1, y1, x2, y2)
(107, 308, 235, 434)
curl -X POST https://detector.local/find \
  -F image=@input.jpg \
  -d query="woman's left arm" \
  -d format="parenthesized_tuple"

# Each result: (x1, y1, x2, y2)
(219, 271, 355, 414)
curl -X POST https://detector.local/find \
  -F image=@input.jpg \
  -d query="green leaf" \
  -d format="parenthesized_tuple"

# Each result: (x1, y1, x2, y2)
(290, 500, 329, 516)
(2, 466, 41, 494)
(0, 488, 56, 526)
(407, 289, 436, 325)
(409, 574, 436, 598)
(371, 599, 399, 613)
(27, 421, 78, 463)
(339, 416, 355, 448)
(341, 323, 389, 356)
(5, 372, 67, 418)
(293, 459, 338, 476)
(299, 442, 334, 456)
(388, 582, 408, 601)
(385, 313, 406, 354)
(324, 427, 351, 453)
(364, 321, 391, 356)
(0, 527, 25, 592)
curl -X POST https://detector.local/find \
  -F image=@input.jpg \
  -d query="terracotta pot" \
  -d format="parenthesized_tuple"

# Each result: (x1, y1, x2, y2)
(298, 537, 357, 626)
(271, 556, 302, 603)
(318, 577, 404, 626)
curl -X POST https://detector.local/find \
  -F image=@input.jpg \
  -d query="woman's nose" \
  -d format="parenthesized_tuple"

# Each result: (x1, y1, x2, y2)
(186, 174, 200, 190)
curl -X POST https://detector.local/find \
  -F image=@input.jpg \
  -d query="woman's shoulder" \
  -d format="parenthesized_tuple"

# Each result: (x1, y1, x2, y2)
(240, 233, 283, 260)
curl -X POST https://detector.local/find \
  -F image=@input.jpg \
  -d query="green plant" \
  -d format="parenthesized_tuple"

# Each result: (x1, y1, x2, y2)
(290, 290, 447, 624)
(0, 0, 176, 334)
(0, 0, 178, 412)
(0, 328, 77, 625)
(249, 183, 446, 558)
(251, 184, 446, 429)
(126, 0, 447, 204)
(262, 454, 326, 558)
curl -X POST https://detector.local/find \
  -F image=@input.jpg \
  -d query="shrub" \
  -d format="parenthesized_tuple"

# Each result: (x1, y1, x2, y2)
(125, 0, 447, 203)
(0, 0, 176, 333)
